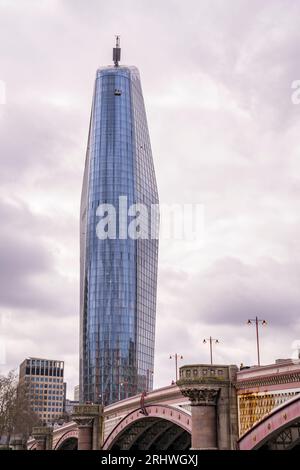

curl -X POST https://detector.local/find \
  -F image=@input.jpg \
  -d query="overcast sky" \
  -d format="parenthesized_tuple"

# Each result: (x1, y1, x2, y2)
(1, 0, 300, 398)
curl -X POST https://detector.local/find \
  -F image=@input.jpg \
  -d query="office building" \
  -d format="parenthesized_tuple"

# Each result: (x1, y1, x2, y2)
(19, 357, 64, 424)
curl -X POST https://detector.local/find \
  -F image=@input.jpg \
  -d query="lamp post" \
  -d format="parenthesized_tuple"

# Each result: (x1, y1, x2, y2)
(97, 394, 103, 405)
(169, 354, 183, 382)
(146, 369, 154, 391)
(247, 316, 267, 366)
(120, 381, 128, 400)
(203, 337, 219, 365)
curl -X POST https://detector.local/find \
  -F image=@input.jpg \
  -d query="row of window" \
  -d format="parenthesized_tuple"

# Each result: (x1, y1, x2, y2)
(26, 360, 63, 367)
(30, 383, 64, 389)
(34, 407, 62, 413)
(32, 402, 63, 408)
(25, 376, 63, 382)
(31, 397, 62, 402)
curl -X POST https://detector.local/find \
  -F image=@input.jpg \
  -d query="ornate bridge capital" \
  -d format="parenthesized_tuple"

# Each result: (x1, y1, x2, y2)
(180, 387, 220, 406)
(72, 417, 94, 428)
(71, 404, 103, 427)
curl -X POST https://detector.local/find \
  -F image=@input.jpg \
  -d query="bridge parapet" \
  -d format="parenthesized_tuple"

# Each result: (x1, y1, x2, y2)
(178, 364, 233, 384)
(72, 404, 102, 418)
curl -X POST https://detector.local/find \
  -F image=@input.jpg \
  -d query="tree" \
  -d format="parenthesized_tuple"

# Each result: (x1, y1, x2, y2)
(0, 370, 41, 447)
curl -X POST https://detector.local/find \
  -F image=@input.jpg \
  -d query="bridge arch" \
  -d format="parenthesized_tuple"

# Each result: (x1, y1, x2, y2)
(103, 405, 191, 450)
(53, 429, 78, 450)
(239, 393, 300, 450)
(28, 442, 37, 450)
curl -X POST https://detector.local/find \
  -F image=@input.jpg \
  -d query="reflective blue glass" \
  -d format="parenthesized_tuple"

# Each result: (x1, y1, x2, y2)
(80, 65, 159, 405)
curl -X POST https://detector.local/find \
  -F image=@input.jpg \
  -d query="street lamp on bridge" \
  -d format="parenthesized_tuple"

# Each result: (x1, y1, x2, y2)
(146, 369, 154, 390)
(120, 381, 128, 400)
(203, 337, 219, 365)
(247, 316, 267, 366)
(169, 353, 183, 382)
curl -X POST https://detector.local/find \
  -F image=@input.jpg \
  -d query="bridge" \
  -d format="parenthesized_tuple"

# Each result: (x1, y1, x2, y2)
(28, 383, 191, 451)
(27, 360, 300, 451)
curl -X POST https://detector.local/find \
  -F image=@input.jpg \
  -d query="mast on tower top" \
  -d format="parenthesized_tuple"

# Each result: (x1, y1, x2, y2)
(113, 35, 121, 67)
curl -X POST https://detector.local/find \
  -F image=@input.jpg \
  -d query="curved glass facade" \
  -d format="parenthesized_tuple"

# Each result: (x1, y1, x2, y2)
(80, 65, 159, 405)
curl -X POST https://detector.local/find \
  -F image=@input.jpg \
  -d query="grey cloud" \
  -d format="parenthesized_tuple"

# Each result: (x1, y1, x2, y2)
(0, 199, 77, 314)
(158, 257, 300, 327)
(0, 0, 299, 393)
(0, 100, 83, 181)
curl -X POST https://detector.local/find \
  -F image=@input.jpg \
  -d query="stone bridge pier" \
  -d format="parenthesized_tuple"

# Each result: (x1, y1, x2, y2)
(31, 405, 103, 451)
(71, 404, 103, 450)
(31, 427, 53, 451)
(177, 364, 238, 450)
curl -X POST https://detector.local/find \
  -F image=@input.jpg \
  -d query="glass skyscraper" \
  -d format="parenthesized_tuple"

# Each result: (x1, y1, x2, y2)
(80, 39, 159, 405)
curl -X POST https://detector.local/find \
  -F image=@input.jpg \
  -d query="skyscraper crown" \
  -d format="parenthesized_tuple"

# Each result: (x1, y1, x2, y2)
(113, 35, 121, 67)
